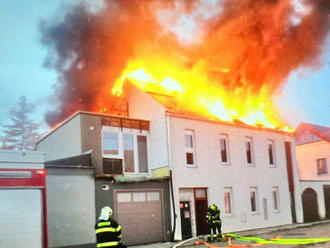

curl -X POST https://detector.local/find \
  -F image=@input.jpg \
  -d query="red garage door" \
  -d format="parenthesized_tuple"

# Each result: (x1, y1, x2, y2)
(116, 190, 164, 245)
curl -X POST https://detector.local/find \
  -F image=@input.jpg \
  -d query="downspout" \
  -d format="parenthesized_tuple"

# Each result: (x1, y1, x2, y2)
(166, 112, 177, 241)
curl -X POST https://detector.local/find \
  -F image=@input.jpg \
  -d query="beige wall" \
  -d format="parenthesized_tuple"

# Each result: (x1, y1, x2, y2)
(295, 140, 330, 222)
(296, 141, 330, 181)
(37, 115, 82, 161)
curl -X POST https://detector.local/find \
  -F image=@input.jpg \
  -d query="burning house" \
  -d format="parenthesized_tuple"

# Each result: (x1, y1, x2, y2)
(38, 0, 330, 245)
(37, 83, 298, 244)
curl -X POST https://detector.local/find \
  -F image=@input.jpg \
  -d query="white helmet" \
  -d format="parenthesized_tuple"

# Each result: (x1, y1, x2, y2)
(99, 206, 113, 220)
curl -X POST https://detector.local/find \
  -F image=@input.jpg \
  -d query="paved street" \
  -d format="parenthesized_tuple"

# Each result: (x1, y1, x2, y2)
(130, 220, 330, 248)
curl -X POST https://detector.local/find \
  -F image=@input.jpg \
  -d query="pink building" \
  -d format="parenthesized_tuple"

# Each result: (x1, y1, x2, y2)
(295, 122, 330, 222)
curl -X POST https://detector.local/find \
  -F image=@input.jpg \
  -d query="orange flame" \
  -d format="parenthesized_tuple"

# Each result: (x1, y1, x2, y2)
(112, 58, 294, 132)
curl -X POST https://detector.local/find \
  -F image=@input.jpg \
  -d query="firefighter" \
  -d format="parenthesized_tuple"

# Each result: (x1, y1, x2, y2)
(206, 204, 222, 242)
(95, 206, 126, 248)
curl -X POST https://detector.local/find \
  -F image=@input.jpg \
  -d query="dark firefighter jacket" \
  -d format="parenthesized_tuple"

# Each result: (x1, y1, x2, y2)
(206, 206, 221, 225)
(95, 218, 124, 248)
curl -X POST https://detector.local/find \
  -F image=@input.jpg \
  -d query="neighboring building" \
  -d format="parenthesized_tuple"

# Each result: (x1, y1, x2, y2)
(0, 149, 47, 248)
(44, 152, 96, 248)
(294, 122, 330, 223)
(36, 112, 172, 246)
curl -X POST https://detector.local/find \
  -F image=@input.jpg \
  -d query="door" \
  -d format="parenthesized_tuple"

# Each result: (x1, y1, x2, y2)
(116, 190, 163, 245)
(324, 185, 330, 219)
(302, 188, 319, 222)
(195, 200, 208, 235)
(180, 201, 192, 239)
(0, 189, 43, 248)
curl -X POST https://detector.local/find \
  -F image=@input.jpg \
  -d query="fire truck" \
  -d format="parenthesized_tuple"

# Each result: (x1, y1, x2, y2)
(0, 149, 47, 248)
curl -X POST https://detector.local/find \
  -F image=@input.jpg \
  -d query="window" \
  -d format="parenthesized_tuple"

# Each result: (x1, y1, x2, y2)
(133, 192, 146, 202)
(123, 133, 134, 173)
(185, 130, 195, 166)
(250, 187, 258, 213)
(137, 135, 148, 173)
(224, 187, 233, 214)
(246, 137, 254, 165)
(220, 134, 229, 164)
(268, 140, 275, 166)
(317, 158, 328, 175)
(103, 132, 119, 155)
(272, 186, 280, 211)
(102, 127, 149, 174)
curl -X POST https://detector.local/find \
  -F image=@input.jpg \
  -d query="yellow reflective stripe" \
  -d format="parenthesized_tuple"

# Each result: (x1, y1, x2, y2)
(116, 225, 122, 232)
(97, 241, 120, 247)
(98, 221, 111, 227)
(96, 227, 120, 233)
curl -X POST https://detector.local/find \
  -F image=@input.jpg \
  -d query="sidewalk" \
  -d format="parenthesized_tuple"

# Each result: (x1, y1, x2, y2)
(236, 219, 330, 237)
(129, 220, 330, 248)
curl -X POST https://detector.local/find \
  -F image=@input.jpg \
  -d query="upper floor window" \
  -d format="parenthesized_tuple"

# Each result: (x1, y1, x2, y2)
(123, 133, 134, 173)
(268, 140, 275, 166)
(137, 135, 148, 173)
(220, 134, 229, 164)
(245, 137, 254, 165)
(224, 187, 233, 214)
(102, 127, 148, 174)
(103, 132, 119, 155)
(272, 186, 280, 211)
(185, 130, 195, 166)
(250, 187, 258, 213)
(317, 158, 328, 175)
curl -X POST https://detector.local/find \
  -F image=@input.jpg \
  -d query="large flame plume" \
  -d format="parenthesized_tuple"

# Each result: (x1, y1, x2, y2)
(41, 0, 329, 131)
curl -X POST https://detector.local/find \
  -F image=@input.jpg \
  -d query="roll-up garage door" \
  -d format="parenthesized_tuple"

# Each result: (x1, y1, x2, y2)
(116, 190, 163, 245)
(0, 189, 43, 248)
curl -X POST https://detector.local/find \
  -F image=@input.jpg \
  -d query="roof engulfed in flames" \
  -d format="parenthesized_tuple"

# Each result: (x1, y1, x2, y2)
(41, 0, 330, 132)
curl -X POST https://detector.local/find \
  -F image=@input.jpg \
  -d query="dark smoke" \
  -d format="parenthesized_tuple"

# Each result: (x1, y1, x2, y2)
(40, 0, 329, 127)
(40, 0, 165, 126)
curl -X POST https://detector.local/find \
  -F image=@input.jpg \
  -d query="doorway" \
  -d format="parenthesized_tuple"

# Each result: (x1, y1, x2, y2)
(302, 188, 319, 222)
(180, 201, 192, 239)
(323, 185, 330, 219)
(194, 188, 208, 236)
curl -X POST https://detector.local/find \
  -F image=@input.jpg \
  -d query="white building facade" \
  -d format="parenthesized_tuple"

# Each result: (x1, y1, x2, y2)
(126, 85, 297, 240)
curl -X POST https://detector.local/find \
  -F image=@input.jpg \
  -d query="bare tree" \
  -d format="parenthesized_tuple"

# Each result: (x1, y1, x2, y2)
(0, 96, 43, 151)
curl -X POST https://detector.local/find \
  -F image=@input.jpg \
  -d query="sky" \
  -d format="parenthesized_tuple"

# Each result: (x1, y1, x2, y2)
(0, 0, 329, 132)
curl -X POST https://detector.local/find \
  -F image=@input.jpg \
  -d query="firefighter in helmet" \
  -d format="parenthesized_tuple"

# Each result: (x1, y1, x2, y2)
(95, 206, 126, 248)
(206, 204, 222, 242)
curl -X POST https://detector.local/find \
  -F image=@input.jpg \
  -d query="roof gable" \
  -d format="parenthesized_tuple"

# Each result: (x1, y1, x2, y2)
(295, 122, 330, 145)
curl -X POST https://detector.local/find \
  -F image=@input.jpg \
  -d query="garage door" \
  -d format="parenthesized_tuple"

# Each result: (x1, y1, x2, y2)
(0, 189, 43, 248)
(116, 190, 163, 245)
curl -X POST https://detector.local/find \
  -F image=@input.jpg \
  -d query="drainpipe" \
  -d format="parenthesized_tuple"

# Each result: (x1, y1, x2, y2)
(166, 113, 177, 241)
(170, 170, 177, 241)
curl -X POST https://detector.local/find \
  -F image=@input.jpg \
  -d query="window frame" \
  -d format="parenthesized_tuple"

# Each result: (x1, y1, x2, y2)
(245, 137, 254, 166)
(220, 134, 230, 165)
(250, 187, 259, 214)
(224, 187, 234, 215)
(185, 129, 196, 167)
(267, 139, 276, 167)
(102, 126, 149, 174)
(316, 158, 328, 175)
(272, 186, 280, 212)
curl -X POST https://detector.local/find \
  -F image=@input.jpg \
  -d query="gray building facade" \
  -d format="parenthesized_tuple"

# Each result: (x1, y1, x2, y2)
(37, 112, 172, 247)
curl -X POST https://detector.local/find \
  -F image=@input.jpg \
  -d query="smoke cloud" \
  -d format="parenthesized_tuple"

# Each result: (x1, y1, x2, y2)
(40, 0, 329, 127)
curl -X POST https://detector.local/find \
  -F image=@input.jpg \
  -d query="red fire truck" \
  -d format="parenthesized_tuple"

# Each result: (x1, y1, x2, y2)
(0, 149, 47, 248)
